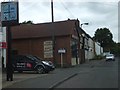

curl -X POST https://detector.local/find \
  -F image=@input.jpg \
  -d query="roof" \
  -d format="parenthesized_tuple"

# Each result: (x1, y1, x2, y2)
(11, 20, 77, 39)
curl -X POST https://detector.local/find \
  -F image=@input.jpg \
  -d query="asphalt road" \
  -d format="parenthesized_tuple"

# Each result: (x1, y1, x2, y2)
(56, 57, 118, 88)
(4, 57, 119, 89)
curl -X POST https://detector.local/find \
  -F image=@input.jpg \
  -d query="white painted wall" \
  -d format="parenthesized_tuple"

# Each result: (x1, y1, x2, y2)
(88, 38, 95, 60)
(95, 42, 103, 55)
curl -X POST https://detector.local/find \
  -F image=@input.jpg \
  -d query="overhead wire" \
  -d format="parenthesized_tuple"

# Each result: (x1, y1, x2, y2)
(59, 0, 76, 19)
(17, 0, 118, 23)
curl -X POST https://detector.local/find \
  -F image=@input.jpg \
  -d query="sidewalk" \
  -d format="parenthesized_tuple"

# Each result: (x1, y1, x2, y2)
(2, 71, 48, 88)
(2, 67, 65, 88)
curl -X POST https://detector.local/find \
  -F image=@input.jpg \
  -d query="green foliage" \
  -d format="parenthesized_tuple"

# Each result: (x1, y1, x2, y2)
(111, 42, 120, 56)
(21, 20, 33, 24)
(93, 27, 120, 56)
(91, 55, 104, 60)
(93, 28, 114, 52)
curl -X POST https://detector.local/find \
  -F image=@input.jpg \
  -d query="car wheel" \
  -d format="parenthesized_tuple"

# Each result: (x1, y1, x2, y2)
(36, 66, 45, 74)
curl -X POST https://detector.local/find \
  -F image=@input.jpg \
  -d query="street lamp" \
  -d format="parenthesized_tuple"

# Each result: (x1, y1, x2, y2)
(81, 23, 89, 28)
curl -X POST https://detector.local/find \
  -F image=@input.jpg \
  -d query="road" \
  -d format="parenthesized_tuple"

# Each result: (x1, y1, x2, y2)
(55, 58, 118, 88)
(4, 57, 119, 89)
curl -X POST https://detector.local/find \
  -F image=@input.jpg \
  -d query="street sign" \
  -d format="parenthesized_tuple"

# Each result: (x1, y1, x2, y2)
(0, 42, 7, 48)
(58, 49, 66, 54)
(1, 1, 19, 26)
(58, 48, 66, 68)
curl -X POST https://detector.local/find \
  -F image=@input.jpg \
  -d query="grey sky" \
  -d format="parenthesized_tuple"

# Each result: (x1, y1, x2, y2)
(0, 0, 119, 42)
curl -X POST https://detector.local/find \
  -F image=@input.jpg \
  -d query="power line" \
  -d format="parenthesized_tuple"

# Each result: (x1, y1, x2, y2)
(59, 0, 76, 19)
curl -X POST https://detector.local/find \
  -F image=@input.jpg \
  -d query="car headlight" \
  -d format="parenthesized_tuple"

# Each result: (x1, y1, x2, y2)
(42, 61, 50, 66)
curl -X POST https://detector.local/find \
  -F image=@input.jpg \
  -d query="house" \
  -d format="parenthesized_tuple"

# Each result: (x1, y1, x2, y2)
(88, 37, 95, 60)
(11, 19, 103, 67)
(94, 42, 103, 56)
(11, 19, 83, 67)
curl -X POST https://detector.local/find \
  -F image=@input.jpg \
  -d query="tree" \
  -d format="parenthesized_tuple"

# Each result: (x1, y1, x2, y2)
(21, 20, 33, 24)
(111, 42, 120, 56)
(93, 28, 114, 52)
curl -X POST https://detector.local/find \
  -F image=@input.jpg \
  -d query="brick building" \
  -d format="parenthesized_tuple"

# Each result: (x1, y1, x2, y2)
(11, 19, 87, 67)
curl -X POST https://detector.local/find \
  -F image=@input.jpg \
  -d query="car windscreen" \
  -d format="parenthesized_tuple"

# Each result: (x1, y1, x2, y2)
(106, 54, 113, 57)
(26, 55, 41, 62)
(33, 56, 43, 60)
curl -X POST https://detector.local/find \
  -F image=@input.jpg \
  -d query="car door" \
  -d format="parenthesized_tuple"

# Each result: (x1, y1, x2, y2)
(15, 56, 26, 71)
(24, 56, 34, 71)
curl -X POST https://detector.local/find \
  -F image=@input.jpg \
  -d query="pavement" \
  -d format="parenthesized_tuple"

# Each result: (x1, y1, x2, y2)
(2, 59, 105, 89)
(2, 71, 48, 88)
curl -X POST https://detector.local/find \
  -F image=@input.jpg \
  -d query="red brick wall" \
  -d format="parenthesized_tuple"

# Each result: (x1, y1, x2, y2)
(12, 35, 72, 67)
(54, 35, 71, 67)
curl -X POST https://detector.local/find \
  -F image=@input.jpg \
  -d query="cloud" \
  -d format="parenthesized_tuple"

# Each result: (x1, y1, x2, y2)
(0, 0, 118, 42)
(20, 1, 118, 42)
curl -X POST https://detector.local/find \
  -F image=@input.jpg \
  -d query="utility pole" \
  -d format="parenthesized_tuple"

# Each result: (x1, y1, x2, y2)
(51, 0, 54, 22)
(6, 26, 13, 81)
(51, 0, 56, 65)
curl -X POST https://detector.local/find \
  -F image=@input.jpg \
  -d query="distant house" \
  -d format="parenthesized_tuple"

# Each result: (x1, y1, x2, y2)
(88, 38, 95, 60)
(94, 42, 103, 56)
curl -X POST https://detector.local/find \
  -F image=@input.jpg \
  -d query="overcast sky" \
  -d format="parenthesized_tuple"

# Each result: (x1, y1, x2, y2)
(0, 0, 119, 42)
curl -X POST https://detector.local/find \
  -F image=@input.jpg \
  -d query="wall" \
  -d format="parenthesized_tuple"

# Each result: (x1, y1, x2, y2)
(12, 37, 50, 60)
(54, 35, 71, 67)
(12, 35, 72, 67)
(84, 36, 89, 62)
(88, 38, 95, 60)
(95, 42, 103, 55)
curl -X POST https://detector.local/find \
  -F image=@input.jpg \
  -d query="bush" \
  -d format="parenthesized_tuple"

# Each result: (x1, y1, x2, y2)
(91, 55, 104, 60)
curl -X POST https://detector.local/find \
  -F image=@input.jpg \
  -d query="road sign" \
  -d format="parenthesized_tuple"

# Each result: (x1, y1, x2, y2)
(0, 42, 7, 48)
(58, 49, 66, 54)
(1, 1, 19, 26)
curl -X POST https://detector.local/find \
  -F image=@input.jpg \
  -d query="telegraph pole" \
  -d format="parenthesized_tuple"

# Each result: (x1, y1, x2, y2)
(51, 0, 56, 65)
(51, 0, 54, 22)
(6, 26, 13, 81)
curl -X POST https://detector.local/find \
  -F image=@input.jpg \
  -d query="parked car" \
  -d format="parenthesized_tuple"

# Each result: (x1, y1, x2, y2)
(105, 54, 115, 61)
(12, 55, 55, 74)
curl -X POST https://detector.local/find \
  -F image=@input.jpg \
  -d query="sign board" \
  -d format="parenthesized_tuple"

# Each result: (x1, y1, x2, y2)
(58, 49, 66, 54)
(1, 1, 19, 26)
(0, 42, 7, 48)
(44, 41, 53, 58)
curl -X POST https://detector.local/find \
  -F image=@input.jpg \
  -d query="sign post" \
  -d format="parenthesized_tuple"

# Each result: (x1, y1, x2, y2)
(1, 1, 19, 81)
(60, 53, 63, 68)
(58, 49, 66, 68)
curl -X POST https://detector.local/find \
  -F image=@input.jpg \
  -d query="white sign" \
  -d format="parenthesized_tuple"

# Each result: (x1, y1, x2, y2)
(44, 41, 53, 58)
(1, 2, 18, 21)
(58, 49, 66, 54)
